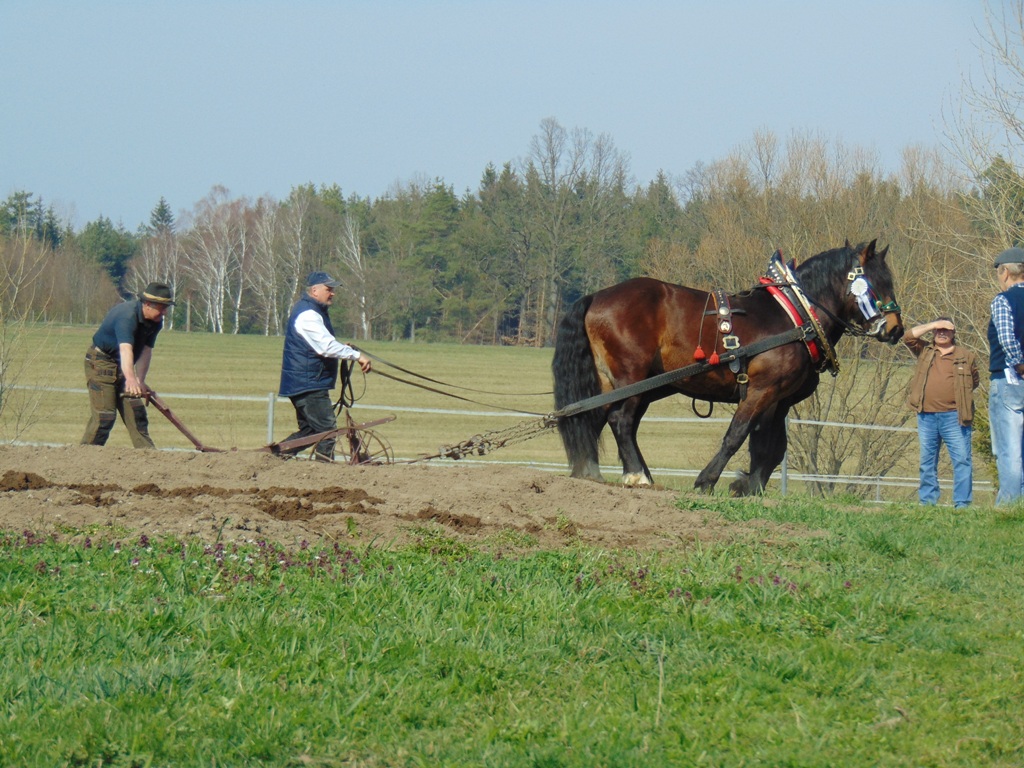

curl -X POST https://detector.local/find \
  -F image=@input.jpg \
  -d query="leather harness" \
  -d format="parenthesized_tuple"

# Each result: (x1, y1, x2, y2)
(757, 252, 840, 375)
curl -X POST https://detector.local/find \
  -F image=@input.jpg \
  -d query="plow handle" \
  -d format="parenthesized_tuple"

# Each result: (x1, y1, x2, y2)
(146, 390, 221, 452)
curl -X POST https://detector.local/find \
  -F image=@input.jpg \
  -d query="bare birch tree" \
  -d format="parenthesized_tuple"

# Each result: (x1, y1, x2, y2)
(279, 186, 314, 314)
(944, 0, 1024, 257)
(184, 186, 240, 333)
(229, 199, 255, 334)
(249, 195, 281, 336)
(337, 212, 371, 339)
(0, 235, 51, 440)
(523, 117, 631, 345)
(126, 230, 185, 329)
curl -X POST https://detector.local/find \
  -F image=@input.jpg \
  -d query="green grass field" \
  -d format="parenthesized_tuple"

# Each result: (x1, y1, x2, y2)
(2, 497, 1023, 766)
(4, 323, 934, 499)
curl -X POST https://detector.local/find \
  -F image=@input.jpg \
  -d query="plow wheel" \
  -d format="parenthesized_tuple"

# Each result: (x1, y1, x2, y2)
(339, 412, 394, 465)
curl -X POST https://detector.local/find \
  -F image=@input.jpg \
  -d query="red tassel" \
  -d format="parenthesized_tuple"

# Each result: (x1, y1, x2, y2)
(693, 346, 706, 361)
(708, 351, 720, 366)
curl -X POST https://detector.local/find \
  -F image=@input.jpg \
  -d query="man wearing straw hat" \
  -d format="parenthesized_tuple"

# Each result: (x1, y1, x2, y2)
(81, 282, 174, 448)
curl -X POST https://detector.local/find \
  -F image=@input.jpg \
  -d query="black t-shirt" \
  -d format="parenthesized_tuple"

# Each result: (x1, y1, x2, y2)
(91, 300, 162, 359)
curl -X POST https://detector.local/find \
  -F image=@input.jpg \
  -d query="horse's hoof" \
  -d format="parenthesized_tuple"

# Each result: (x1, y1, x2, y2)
(694, 472, 717, 493)
(570, 466, 605, 483)
(622, 473, 652, 487)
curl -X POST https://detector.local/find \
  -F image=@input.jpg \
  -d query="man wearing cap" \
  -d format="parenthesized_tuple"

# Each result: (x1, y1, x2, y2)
(904, 316, 979, 508)
(989, 247, 1024, 504)
(278, 271, 371, 461)
(81, 282, 174, 448)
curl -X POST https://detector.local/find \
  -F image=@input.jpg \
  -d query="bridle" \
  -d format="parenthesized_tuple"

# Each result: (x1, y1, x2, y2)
(846, 265, 901, 338)
(796, 261, 901, 341)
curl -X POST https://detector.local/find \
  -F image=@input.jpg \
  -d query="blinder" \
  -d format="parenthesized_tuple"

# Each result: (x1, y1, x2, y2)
(847, 266, 900, 336)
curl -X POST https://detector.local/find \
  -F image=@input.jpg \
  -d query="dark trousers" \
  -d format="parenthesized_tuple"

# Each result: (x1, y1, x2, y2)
(285, 389, 337, 458)
(81, 347, 154, 448)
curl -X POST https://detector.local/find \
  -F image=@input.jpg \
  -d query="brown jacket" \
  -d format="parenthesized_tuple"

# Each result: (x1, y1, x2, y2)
(904, 337, 980, 426)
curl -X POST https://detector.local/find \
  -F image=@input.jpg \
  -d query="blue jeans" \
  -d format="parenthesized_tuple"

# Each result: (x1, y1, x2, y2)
(989, 377, 1024, 505)
(917, 411, 973, 508)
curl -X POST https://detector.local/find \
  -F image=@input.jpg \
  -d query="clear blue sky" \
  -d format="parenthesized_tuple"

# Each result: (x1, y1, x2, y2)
(1, 0, 982, 232)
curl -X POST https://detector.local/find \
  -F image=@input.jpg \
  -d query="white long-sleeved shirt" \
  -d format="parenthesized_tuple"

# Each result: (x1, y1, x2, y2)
(293, 309, 362, 360)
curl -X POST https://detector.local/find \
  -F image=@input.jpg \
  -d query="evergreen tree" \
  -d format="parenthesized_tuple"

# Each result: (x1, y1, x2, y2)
(148, 197, 175, 235)
(77, 216, 138, 293)
(0, 191, 64, 250)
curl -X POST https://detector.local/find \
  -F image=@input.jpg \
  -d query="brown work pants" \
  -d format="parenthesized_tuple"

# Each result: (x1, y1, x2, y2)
(81, 347, 155, 448)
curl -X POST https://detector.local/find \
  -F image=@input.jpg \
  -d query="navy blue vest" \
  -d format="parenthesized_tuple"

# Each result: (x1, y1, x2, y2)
(988, 285, 1024, 375)
(279, 294, 339, 397)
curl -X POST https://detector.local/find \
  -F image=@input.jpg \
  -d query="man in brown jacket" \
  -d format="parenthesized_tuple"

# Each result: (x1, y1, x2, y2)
(905, 317, 980, 508)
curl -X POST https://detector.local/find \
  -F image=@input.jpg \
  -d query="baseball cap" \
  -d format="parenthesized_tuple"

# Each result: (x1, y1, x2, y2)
(306, 271, 339, 288)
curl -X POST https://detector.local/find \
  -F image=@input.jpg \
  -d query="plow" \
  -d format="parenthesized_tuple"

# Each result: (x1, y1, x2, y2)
(146, 391, 396, 465)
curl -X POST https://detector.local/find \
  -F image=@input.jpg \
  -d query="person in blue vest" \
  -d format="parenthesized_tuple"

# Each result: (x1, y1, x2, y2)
(279, 271, 371, 461)
(81, 282, 174, 448)
(988, 247, 1024, 505)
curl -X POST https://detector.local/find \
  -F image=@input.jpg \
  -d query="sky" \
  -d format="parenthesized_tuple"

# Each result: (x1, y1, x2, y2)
(1, 0, 985, 232)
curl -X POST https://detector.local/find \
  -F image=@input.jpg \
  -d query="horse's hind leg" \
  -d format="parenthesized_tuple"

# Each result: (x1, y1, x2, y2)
(563, 411, 606, 482)
(607, 396, 653, 486)
(602, 397, 651, 487)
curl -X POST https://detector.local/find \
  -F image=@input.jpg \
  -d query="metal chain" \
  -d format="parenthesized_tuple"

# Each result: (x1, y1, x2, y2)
(429, 416, 557, 461)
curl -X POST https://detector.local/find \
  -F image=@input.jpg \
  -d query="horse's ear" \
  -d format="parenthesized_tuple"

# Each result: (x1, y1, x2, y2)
(859, 238, 878, 265)
(878, 244, 890, 261)
(845, 238, 852, 249)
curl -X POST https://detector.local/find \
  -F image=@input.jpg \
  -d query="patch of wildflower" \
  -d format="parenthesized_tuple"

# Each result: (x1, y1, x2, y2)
(571, 559, 677, 597)
(1, 529, 383, 590)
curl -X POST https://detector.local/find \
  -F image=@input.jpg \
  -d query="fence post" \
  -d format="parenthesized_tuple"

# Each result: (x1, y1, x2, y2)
(267, 392, 276, 445)
(781, 415, 789, 496)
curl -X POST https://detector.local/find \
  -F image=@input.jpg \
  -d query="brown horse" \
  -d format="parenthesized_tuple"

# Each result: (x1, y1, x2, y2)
(551, 240, 904, 494)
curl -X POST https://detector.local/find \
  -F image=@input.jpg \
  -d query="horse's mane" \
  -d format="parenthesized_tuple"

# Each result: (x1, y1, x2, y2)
(793, 243, 862, 299)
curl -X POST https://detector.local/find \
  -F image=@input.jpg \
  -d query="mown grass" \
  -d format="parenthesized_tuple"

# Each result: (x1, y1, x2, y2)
(2, 496, 1023, 766)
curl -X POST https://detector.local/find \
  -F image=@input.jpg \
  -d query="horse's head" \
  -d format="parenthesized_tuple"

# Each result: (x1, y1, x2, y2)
(844, 239, 903, 343)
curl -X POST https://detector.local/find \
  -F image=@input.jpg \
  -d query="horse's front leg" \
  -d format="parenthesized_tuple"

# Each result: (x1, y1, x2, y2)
(732, 375, 817, 495)
(694, 392, 773, 493)
(731, 403, 787, 496)
(606, 396, 652, 486)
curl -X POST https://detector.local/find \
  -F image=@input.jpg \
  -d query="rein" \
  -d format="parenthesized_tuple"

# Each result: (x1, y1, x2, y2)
(370, 367, 549, 417)
(800, 294, 871, 337)
(358, 348, 553, 398)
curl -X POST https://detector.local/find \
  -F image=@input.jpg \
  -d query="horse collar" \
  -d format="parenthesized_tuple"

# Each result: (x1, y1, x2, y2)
(760, 253, 840, 375)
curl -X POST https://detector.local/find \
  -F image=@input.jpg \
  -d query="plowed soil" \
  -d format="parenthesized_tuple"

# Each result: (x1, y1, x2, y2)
(0, 445, 792, 551)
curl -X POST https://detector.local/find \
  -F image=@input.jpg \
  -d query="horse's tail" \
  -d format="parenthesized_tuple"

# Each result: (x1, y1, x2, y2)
(552, 295, 604, 476)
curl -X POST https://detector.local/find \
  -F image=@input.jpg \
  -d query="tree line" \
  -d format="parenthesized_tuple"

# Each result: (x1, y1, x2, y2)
(1, 124, 1009, 349)
(2, 119, 704, 345)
